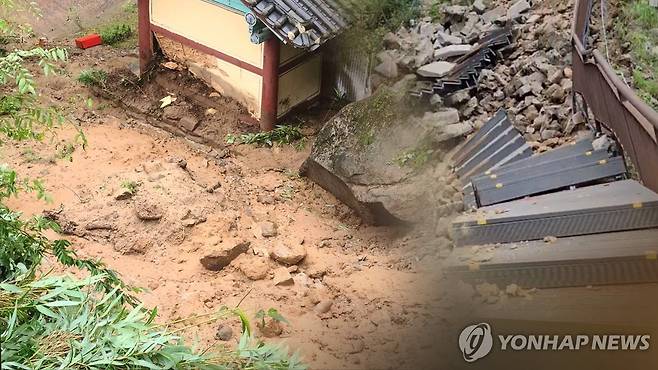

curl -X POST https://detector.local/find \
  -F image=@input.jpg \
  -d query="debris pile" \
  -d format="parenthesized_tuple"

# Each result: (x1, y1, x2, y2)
(373, 0, 577, 148)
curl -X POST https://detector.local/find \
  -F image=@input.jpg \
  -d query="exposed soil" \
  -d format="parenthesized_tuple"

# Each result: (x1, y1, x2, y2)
(2, 34, 453, 370)
(7, 0, 129, 39)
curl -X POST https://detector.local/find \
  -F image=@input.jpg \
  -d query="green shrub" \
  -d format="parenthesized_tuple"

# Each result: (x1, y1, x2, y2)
(612, 1, 658, 108)
(99, 23, 133, 46)
(349, 0, 421, 30)
(77, 69, 107, 87)
(226, 125, 304, 147)
(0, 274, 305, 370)
(120, 180, 139, 194)
(339, 0, 421, 54)
(0, 95, 22, 115)
(630, 0, 658, 28)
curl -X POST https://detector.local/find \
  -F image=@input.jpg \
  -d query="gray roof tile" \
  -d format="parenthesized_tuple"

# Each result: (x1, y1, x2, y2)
(242, 0, 350, 50)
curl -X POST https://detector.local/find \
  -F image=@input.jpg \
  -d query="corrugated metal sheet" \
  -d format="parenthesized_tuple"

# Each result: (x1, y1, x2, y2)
(323, 41, 372, 101)
(452, 109, 532, 180)
(452, 180, 658, 246)
(445, 229, 658, 288)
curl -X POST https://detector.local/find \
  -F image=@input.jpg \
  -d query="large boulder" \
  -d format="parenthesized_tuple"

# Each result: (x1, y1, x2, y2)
(300, 76, 466, 226)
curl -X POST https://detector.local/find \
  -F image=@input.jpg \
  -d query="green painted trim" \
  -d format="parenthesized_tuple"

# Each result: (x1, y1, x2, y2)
(209, 0, 249, 14)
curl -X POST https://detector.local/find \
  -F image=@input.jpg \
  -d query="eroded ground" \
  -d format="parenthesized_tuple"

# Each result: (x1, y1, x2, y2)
(3, 41, 454, 369)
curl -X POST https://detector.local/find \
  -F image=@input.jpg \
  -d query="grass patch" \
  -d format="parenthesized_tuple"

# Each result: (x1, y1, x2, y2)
(99, 22, 133, 46)
(226, 125, 304, 147)
(614, 0, 658, 108)
(629, 0, 658, 28)
(83, 1, 137, 48)
(120, 180, 139, 195)
(340, 0, 421, 53)
(77, 69, 107, 87)
(20, 148, 42, 163)
(393, 146, 433, 169)
(0, 95, 22, 115)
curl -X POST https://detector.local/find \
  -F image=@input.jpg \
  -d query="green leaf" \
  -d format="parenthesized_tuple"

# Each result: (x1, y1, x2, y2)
(44, 300, 80, 307)
(130, 359, 165, 369)
(0, 283, 23, 293)
(35, 304, 58, 319)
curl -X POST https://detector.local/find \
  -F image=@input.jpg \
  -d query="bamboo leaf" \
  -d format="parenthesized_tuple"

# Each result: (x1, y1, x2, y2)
(35, 304, 58, 319)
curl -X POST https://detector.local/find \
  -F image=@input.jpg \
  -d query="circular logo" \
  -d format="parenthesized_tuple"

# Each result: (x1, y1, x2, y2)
(459, 323, 493, 363)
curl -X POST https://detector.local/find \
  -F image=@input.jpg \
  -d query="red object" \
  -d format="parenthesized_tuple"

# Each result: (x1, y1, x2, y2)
(75, 34, 102, 49)
(138, 0, 153, 75)
(260, 38, 280, 132)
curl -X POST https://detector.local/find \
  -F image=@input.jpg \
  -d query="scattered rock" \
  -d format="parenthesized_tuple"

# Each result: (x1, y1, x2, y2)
(473, 0, 487, 14)
(540, 129, 559, 140)
(135, 201, 163, 221)
(307, 265, 328, 279)
(434, 44, 472, 60)
(206, 181, 222, 193)
(481, 6, 506, 23)
(270, 242, 307, 265)
(260, 319, 283, 338)
(374, 52, 399, 79)
(162, 105, 184, 120)
(200, 241, 250, 271)
(563, 67, 573, 78)
(348, 340, 366, 354)
(592, 135, 612, 151)
(181, 209, 206, 227)
(383, 32, 402, 49)
(314, 299, 333, 314)
(114, 238, 152, 256)
(444, 90, 470, 106)
(179, 115, 200, 132)
(507, 0, 531, 20)
(417, 61, 455, 78)
(162, 61, 180, 70)
(257, 221, 278, 238)
(437, 121, 474, 142)
(543, 235, 558, 243)
(435, 31, 462, 45)
(84, 220, 114, 231)
(257, 194, 275, 204)
(215, 325, 233, 341)
(114, 189, 134, 201)
(505, 283, 523, 297)
(445, 5, 469, 17)
(238, 257, 269, 280)
(273, 267, 294, 286)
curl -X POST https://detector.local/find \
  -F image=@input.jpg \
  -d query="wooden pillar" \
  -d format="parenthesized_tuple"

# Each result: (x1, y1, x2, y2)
(261, 38, 280, 131)
(138, 0, 153, 75)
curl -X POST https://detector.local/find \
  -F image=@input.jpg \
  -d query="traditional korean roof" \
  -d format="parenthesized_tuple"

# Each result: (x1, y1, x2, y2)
(241, 0, 351, 50)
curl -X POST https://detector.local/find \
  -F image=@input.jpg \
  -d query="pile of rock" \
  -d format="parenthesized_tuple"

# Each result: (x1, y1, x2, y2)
(300, 0, 580, 227)
(373, 0, 530, 80)
(373, 0, 579, 148)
